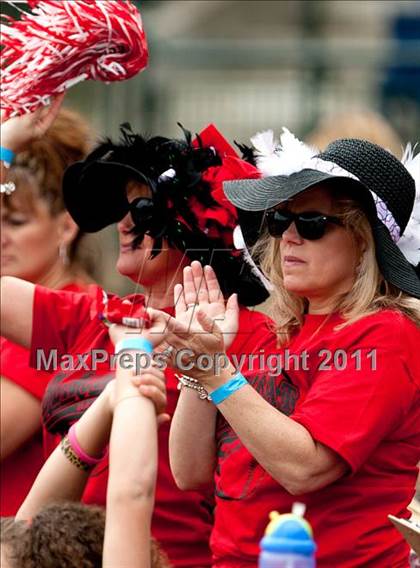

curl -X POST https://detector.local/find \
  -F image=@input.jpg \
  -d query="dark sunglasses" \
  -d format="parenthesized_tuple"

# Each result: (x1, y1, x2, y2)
(266, 209, 342, 240)
(129, 197, 154, 227)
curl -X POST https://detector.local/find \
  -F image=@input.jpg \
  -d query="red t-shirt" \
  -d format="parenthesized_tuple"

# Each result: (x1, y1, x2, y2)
(29, 284, 276, 567)
(0, 283, 84, 516)
(212, 310, 420, 568)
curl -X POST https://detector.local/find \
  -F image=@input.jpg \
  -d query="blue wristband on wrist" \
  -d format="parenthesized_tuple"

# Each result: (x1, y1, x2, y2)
(210, 372, 248, 405)
(0, 146, 16, 167)
(115, 337, 153, 355)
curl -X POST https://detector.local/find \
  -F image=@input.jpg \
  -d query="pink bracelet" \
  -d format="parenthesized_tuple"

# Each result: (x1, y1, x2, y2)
(67, 423, 107, 467)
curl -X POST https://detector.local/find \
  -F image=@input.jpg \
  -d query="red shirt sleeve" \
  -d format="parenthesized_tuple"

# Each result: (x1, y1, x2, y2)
(29, 285, 95, 370)
(1, 339, 52, 399)
(291, 313, 419, 473)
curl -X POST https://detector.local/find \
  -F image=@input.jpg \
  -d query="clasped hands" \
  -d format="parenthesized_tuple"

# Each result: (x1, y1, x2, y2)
(109, 261, 239, 409)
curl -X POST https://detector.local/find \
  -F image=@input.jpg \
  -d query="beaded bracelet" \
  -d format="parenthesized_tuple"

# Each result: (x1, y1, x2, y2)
(175, 374, 211, 401)
(0, 181, 16, 195)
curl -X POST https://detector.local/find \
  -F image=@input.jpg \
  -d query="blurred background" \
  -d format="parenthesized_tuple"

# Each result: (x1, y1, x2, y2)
(3, 0, 420, 293)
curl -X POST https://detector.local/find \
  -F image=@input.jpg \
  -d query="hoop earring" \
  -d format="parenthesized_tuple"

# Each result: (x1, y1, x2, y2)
(59, 243, 69, 266)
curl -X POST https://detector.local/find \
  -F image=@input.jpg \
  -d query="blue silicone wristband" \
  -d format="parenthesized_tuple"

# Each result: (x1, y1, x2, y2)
(0, 146, 15, 166)
(210, 372, 248, 405)
(115, 337, 153, 355)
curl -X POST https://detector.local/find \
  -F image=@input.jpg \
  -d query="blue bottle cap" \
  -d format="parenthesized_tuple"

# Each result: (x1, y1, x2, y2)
(260, 512, 316, 556)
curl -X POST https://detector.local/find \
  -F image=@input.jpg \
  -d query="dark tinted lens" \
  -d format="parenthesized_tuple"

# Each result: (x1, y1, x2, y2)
(295, 215, 328, 240)
(130, 197, 154, 227)
(266, 210, 293, 237)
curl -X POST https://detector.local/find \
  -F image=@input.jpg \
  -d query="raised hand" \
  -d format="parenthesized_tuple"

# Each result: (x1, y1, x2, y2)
(154, 261, 239, 383)
(1, 93, 65, 153)
(174, 261, 239, 349)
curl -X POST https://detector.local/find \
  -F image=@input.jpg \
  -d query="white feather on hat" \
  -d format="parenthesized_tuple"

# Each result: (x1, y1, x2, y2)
(398, 144, 420, 267)
(250, 127, 359, 182)
(250, 128, 317, 177)
(233, 225, 273, 291)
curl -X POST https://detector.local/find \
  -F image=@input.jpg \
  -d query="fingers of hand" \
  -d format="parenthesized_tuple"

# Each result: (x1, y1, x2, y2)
(182, 266, 197, 304)
(196, 309, 222, 338)
(131, 365, 165, 383)
(190, 260, 209, 304)
(131, 368, 167, 404)
(147, 307, 175, 332)
(145, 309, 175, 345)
(138, 384, 167, 414)
(224, 296, 240, 330)
(204, 264, 225, 304)
(174, 283, 187, 317)
(133, 374, 165, 391)
(39, 92, 65, 125)
(157, 413, 171, 427)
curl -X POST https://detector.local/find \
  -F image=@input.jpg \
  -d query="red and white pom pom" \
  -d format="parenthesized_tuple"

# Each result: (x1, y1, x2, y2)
(1, 0, 148, 118)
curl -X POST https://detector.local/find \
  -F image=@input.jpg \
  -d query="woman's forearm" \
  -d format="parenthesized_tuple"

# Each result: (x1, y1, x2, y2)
(0, 277, 34, 348)
(169, 386, 217, 491)
(16, 388, 112, 520)
(209, 374, 346, 495)
(103, 359, 157, 568)
(1, 378, 41, 461)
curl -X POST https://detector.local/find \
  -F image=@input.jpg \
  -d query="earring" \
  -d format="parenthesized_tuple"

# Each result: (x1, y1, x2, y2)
(59, 243, 69, 266)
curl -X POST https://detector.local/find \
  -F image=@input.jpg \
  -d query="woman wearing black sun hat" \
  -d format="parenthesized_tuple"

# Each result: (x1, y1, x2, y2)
(167, 129, 420, 567)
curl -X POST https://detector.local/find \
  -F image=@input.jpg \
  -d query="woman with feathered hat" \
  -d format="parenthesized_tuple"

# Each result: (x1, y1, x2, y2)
(165, 130, 420, 566)
(0, 111, 276, 567)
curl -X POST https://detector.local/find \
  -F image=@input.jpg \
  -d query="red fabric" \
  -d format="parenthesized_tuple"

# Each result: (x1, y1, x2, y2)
(29, 284, 276, 567)
(185, 124, 261, 247)
(211, 310, 420, 568)
(0, 283, 84, 516)
(194, 124, 239, 159)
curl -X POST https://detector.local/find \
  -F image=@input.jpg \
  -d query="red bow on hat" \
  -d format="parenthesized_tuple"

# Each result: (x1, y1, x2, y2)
(190, 124, 260, 247)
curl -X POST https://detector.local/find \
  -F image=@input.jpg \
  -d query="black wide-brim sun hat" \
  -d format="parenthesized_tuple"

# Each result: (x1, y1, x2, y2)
(224, 139, 420, 299)
(63, 159, 150, 232)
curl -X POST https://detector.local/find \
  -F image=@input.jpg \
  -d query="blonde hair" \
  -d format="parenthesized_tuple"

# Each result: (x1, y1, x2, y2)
(255, 190, 420, 345)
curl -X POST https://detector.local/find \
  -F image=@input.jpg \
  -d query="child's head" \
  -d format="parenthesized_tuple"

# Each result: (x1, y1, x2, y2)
(1, 502, 170, 568)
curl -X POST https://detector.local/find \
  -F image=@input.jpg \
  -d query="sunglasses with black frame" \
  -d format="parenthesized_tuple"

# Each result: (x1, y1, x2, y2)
(265, 209, 343, 241)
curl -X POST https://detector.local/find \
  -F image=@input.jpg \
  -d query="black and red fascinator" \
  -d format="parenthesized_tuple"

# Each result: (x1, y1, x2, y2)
(63, 123, 269, 306)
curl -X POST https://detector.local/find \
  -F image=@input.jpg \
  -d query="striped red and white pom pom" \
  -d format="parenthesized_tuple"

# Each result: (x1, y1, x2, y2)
(1, 0, 148, 118)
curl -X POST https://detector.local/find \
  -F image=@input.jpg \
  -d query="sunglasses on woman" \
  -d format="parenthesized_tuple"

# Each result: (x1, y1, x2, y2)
(266, 209, 343, 240)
